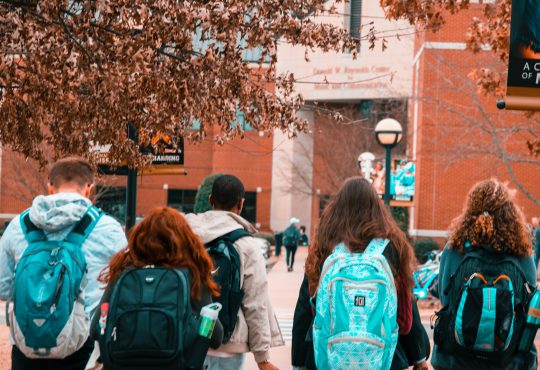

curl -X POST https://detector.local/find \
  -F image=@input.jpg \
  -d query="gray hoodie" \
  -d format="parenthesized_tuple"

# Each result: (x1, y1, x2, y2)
(185, 210, 284, 363)
(0, 193, 127, 318)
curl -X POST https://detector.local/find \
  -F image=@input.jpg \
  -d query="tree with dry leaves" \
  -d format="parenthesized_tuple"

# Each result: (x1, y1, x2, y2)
(0, 0, 372, 167)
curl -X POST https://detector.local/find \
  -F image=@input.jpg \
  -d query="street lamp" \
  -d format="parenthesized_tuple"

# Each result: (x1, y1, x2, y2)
(375, 118, 403, 205)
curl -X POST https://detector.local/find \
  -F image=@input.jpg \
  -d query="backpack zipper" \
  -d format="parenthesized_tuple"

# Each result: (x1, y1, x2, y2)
(112, 326, 117, 341)
(328, 336, 385, 352)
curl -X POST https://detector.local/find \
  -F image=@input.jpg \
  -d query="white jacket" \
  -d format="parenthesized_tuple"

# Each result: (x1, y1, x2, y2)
(185, 211, 284, 363)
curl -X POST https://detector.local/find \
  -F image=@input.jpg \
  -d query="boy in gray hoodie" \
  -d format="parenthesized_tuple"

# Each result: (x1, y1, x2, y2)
(0, 157, 127, 370)
(186, 174, 283, 370)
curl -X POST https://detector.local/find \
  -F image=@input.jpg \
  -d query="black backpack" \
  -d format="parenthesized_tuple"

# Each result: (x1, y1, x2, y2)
(205, 229, 249, 343)
(98, 267, 199, 370)
(433, 247, 533, 367)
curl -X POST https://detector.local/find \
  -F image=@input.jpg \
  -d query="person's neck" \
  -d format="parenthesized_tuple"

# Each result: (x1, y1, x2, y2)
(213, 207, 239, 215)
(53, 187, 86, 197)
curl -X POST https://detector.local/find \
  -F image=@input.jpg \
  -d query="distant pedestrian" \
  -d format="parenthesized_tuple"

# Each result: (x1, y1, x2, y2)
(275, 231, 283, 256)
(0, 157, 127, 370)
(432, 179, 537, 370)
(93, 207, 223, 370)
(283, 218, 301, 272)
(186, 174, 283, 370)
(299, 225, 309, 247)
(304, 177, 416, 370)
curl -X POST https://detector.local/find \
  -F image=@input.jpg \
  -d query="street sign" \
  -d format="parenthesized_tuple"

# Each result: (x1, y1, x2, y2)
(93, 134, 186, 176)
(502, 0, 540, 110)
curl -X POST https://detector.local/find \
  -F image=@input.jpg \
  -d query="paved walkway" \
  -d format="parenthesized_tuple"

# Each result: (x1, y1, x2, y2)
(245, 247, 307, 370)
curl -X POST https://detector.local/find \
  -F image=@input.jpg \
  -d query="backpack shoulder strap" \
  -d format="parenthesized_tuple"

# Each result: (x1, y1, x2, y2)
(64, 205, 103, 246)
(223, 228, 250, 243)
(364, 238, 390, 256)
(19, 209, 46, 244)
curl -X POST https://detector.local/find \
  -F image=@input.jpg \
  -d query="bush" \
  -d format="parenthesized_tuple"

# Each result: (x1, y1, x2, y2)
(414, 238, 440, 263)
(194, 173, 224, 213)
(253, 232, 276, 246)
(391, 207, 409, 233)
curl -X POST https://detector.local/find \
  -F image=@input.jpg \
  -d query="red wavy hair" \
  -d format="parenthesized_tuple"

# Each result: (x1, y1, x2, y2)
(100, 207, 219, 299)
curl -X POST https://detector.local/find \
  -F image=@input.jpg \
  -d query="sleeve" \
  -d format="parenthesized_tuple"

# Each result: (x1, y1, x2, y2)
(438, 246, 451, 306)
(0, 218, 20, 301)
(398, 299, 431, 365)
(237, 237, 272, 363)
(291, 275, 313, 367)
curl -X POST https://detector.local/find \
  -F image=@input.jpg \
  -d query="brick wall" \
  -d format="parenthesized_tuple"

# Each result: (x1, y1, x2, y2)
(412, 6, 540, 238)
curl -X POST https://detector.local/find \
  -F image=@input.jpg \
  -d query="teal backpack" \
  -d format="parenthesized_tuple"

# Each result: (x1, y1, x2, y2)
(313, 239, 398, 370)
(8, 206, 102, 358)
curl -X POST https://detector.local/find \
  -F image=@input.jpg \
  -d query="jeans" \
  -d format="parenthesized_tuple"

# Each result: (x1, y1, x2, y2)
(204, 353, 246, 370)
(286, 245, 297, 269)
(11, 338, 94, 370)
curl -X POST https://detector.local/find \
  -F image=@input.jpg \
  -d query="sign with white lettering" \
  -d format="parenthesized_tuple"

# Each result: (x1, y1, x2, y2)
(504, 0, 540, 110)
(93, 134, 185, 176)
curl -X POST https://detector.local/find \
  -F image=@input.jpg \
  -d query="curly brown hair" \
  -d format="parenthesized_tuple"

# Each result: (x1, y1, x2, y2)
(448, 179, 532, 257)
(305, 177, 415, 299)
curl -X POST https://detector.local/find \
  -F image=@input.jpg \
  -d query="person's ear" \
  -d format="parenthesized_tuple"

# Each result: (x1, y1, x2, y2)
(84, 184, 94, 199)
(47, 183, 57, 195)
(237, 198, 245, 214)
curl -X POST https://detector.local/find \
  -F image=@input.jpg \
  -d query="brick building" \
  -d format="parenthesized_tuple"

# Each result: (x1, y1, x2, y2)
(410, 5, 540, 241)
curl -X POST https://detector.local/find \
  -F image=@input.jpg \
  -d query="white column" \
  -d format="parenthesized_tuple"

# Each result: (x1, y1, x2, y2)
(270, 109, 314, 233)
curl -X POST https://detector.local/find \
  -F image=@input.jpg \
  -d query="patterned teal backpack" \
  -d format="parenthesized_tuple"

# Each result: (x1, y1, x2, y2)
(313, 239, 398, 370)
(8, 206, 102, 358)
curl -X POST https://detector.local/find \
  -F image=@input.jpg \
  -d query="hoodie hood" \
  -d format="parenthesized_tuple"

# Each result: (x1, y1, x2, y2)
(185, 210, 257, 244)
(29, 193, 92, 232)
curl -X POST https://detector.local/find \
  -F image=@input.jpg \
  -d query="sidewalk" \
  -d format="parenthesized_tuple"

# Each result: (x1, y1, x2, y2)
(245, 247, 307, 370)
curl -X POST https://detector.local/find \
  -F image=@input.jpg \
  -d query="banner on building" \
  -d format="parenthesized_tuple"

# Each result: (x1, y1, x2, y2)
(92, 133, 185, 176)
(504, 0, 540, 110)
(362, 158, 415, 205)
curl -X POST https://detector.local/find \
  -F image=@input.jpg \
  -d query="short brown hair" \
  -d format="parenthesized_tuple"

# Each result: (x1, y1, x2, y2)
(49, 157, 94, 188)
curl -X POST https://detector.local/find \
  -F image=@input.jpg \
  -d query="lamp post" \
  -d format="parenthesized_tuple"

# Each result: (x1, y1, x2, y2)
(374, 118, 403, 205)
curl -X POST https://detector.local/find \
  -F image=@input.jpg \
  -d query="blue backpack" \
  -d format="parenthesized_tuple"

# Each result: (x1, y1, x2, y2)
(313, 239, 398, 370)
(8, 206, 102, 358)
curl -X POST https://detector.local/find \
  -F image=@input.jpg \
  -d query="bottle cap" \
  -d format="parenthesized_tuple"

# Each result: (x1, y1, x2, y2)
(200, 303, 222, 320)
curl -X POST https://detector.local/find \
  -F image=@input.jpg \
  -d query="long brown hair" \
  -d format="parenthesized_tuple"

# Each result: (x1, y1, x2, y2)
(305, 177, 415, 298)
(448, 179, 532, 257)
(100, 207, 219, 299)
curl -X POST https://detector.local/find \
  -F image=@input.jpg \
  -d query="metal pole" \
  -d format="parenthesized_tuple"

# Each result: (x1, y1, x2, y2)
(125, 124, 138, 231)
(384, 146, 392, 205)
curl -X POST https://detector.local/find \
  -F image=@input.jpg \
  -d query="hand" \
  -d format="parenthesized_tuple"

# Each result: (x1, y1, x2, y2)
(257, 361, 279, 370)
(414, 360, 429, 370)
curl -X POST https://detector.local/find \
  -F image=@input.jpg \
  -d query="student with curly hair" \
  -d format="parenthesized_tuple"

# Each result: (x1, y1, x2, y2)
(432, 179, 537, 370)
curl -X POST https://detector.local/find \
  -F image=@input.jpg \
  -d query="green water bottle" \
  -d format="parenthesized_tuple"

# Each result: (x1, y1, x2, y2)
(198, 303, 222, 338)
(186, 303, 222, 370)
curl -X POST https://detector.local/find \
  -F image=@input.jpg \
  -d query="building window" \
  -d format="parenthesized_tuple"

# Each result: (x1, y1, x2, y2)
(168, 189, 198, 214)
(241, 191, 257, 223)
(189, 111, 252, 131)
(95, 186, 126, 224)
(350, 0, 362, 40)
(349, 0, 362, 53)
